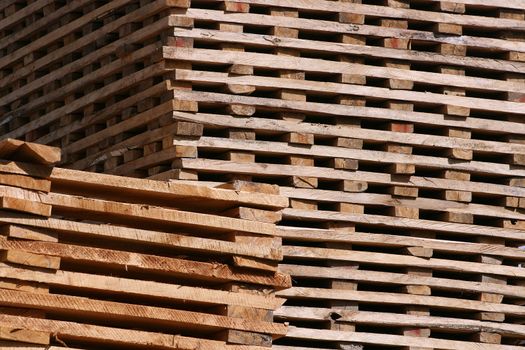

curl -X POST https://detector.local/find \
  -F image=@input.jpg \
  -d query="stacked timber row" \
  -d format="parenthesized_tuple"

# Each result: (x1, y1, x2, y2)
(3, 0, 525, 349)
(0, 139, 290, 349)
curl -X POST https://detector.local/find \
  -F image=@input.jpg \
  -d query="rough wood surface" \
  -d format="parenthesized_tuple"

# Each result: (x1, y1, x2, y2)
(2, 1, 525, 349)
(0, 140, 287, 347)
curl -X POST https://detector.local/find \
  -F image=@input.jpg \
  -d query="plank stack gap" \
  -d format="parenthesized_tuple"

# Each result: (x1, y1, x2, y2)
(3, 0, 525, 349)
(0, 138, 290, 349)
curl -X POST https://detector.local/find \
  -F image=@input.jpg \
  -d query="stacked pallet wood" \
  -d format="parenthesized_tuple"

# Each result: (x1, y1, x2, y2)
(3, 0, 525, 349)
(0, 138, 290, 349)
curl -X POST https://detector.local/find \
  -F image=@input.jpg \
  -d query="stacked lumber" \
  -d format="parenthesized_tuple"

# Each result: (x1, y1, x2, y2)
(0, 0, 192, 175)
(3, 0, 525, 349)
(0, 139, 290, 349)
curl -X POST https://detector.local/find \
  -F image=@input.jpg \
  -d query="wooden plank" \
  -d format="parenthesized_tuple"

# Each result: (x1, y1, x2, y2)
(184, 9, 525, 58)
(0, 263, 284, 310)
(3, 1, 524, 349)
(0, 327, 49, 346)
(173, 137, 525, 177)
(275, 307, 525, 337)
(0, 279, 48, 294)
(217, 283, 274, 347)
(284, 326, 524, 350)
(50, 166, 288, 210)
(67, 123, 180, 172)
(277, 187, 525, 221)
(277, 287, 525, 316)
(176, 158, 525, 202)
(283, 208, 525, 244)
(277, 227, 525, 261)
(0, 197, 51, 217)
(216, 180, 280, 195)
(169, 78, 524, 153)
(5, 40, 161, 131)
(59, 100, 174, 160)
(0, 0, 175, 127)
(223, 207, 282, 224)
(0, 173, 51, 192)
(176, 25, 525, 73)
(425, 0, 525, 11)
(0, 289, 288, 336)
(0, 139, 21, 160)
(0, 184, 278, 236)
(231, 236, 280, 272)
(169, 104, 525, 159)
(0, 211, 280, 260)
(0, 139, 60, 165)
(164, 48, 525, 96)
(0, 161, 53, 179)
(282, 246, 525, 279)
(0, 341, 79, 350)
(0, 225, 58, 243)
(226, 0, 525, 31)
(0, 314, 270, 350)
(173, 29, 525, 95)
(0, 238, 291, 288)
(46, 190, 277, 235)
(0, 249, 60, 270)
(279, 264, 525, 298)
(36, 82, 169, 148)
(172, 103, 525, 141)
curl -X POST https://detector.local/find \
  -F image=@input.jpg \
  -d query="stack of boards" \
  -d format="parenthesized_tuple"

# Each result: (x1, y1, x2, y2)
(0, 138, 290, 349)
(2, 0, 525, 349)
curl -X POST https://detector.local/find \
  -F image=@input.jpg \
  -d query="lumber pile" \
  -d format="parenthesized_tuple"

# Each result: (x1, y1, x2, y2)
(3, 0, 525, 349)
(0, 139, 290, 349)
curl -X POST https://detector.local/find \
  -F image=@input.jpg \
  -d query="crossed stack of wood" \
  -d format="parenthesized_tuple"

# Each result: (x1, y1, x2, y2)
(0, 139, 290, 349)
(3, 0, 525, 349)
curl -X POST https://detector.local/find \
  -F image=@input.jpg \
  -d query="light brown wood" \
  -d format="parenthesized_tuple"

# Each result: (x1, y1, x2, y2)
(0, 237, 290, 288)
(0, 197, 51, 217)
(281, 245, 525, 279)
(278, 287, 525, 316)
(226, 0, 525, 31)
(3, 1, 525, 349)
(0, 225, 58, 243)
(0, 314, 270, 350)
(0, 289, 287, 336)
(0, 184, 278, 236)
(275, 307, 525, 336)
(0, 173, 50, 192)
(184, 9, 525, 54)
(0, 341, 79, 350)
(0, 139, 60, 165)
(0, 279, 48, 294)
(41, 166, 287, 210)
(0, 263, 283, 310)
(0, 211, 279, 260)
(282, 326, 524, 350)
(0, 327, 49, 345)
(0, 249, 60, 270)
